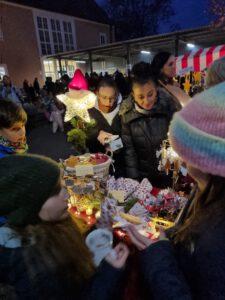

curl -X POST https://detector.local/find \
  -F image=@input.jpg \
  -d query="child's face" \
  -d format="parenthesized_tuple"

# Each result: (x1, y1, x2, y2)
(0, 122, 26, 144)
(132, 81, 157, 110)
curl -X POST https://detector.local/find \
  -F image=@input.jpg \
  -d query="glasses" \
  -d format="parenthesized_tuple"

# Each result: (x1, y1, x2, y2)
(98, 94, 116, 102)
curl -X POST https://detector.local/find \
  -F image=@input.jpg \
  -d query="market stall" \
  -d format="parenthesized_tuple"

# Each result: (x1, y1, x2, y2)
(60, 151, 190, 265)
(57, 69, 192, 267)
(175, 44, 225, 96)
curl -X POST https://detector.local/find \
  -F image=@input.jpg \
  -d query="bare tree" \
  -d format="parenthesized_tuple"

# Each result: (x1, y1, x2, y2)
(104, 0, 174, 40)
(208, 0, 225, 27)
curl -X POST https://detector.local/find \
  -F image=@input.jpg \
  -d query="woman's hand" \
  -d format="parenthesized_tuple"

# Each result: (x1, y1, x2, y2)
(97, 130, 113, 145)
(105, 243, 130, 269)
(126, 225, 167, 251)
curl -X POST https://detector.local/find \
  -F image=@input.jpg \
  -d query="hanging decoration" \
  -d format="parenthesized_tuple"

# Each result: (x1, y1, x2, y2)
(157, 139, 187, 188)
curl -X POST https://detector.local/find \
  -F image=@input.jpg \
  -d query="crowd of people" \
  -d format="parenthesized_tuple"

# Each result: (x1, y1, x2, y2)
(1, 52, 225, 299)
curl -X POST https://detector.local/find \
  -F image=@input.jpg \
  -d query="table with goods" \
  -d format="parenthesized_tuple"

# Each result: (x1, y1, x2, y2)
(60, 149, 192, 264)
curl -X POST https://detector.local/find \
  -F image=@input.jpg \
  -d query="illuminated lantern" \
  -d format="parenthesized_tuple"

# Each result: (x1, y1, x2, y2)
(57, 69, 96, 122)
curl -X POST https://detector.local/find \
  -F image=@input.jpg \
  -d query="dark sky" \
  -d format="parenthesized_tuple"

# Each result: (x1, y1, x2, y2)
(96, 0, 211, 33)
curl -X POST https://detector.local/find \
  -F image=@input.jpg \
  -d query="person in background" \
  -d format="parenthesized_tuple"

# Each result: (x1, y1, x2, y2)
(23, 79, 30, 99)
(45, 77, 56, 95)
(0, 99, 27, 158)
(1, 75, 22, 105)
(87, 78, 124, 177)
(28, 84, 36, 101)
(60, 74, 71, 93)
(119, 62, 179, 188)
(151, 51, 177, 86)
(151, 52, 189, 107)
(33, 77, 40, 95)
(50, 100, 65, 133)
(206, 56, 225, 88)
(114, 70, 130, 99)
(0, 154, 129, 299)
(127, 81, 225, 299)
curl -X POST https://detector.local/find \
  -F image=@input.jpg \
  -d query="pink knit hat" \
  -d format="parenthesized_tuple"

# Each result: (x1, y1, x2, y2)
(169, 81, 225, 177)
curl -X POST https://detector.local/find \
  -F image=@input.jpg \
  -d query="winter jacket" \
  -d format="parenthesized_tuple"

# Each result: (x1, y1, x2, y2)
(119, 88, 180, 188)
(0, 144, 14, 158)
(1, 86, 22, 105)
(139, 216, 225, 299)
(87, 104, 125, 178)
(0, 226, 125, 300)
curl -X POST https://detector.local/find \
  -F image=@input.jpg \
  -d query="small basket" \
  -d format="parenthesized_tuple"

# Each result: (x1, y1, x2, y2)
(92, 157, 112, 178)
(63, 154, 112, 179)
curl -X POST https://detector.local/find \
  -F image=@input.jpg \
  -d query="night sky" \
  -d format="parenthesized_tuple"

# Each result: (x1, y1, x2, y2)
(96, 0, 211, 33)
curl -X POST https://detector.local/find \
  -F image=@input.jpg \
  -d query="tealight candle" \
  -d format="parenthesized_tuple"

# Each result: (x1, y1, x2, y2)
(86, 208, 93, 216)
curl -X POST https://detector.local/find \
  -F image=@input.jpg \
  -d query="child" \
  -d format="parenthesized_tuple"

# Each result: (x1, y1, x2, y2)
(127, 81, 225, 299)
(49, 100, 65, 133)
(0, 154, 129, 299)
(120, 62, 179, 188)
(0, 99, 27, 158)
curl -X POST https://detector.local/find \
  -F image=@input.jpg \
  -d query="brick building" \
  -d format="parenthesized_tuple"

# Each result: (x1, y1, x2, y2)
(0, 0, 112, 86)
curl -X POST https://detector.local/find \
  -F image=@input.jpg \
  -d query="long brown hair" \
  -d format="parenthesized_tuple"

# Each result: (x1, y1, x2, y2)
(174, 176, 225, 245)
(17, 216, 95, 289)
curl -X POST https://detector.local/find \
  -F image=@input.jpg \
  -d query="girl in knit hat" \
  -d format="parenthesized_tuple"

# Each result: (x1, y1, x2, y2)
(0, 99, 27, 158)
(126, 81, 225, 299)
(0, 154, 129, 299)
(206, 56, 225, 88)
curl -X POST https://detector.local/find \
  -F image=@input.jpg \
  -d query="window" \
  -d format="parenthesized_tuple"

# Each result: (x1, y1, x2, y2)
(100, 33, 107, 45)
(37, 16, 52, 55)
(63, 21, 74, 51)
(51, 19, 63, 53)
(36, 16, 75, 55)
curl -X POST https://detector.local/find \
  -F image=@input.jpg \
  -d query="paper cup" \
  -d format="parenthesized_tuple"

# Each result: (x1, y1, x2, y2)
(86, 229, 113, 266)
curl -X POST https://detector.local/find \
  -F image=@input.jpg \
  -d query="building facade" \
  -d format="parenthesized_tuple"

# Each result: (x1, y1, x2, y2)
(0, 0, 111, 86)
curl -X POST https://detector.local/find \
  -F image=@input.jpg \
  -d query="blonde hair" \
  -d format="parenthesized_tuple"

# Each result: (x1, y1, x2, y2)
(206, 56, 225, 87)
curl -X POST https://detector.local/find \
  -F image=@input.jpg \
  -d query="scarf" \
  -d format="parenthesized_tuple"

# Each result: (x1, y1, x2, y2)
(0, 136, 28, 154)
(134, 102, 151, 116)
(96, 94, 122, 126)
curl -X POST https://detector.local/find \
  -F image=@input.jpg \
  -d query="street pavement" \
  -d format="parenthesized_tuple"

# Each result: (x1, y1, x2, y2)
(27, 121, 74, 161)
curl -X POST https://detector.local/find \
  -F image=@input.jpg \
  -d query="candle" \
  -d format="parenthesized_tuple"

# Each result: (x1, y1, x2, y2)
(86, 208, 93, 216)
(95, 211, 101, 219)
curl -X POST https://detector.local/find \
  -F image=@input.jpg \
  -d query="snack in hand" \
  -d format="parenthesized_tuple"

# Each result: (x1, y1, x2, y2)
(119, 212, 142, 225)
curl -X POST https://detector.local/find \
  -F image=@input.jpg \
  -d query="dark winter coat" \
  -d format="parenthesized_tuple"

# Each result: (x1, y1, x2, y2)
(0, 226, 125, 300)
(87, 106, 125, 177)
(139, 215, 225, 299)
(119, 88, 180, 188)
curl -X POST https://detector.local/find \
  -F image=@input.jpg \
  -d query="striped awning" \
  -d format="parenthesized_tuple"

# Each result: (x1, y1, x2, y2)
(176, 44, 225, 75)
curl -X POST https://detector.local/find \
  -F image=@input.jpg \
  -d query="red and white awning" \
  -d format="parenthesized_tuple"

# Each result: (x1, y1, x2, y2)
(176, 44, 225, 75)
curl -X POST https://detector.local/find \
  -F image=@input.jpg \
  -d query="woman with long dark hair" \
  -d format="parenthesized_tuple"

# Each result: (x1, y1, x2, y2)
(0, 154, 129, 299)
(151, 51, 190, 107)
(127, 81, 225, 299)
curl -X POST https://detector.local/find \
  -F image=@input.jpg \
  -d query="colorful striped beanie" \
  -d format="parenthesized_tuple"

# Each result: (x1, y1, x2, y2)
(169, 81, 225, 177)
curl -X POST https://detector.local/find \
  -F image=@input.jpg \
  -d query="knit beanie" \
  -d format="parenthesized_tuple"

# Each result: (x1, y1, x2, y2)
(169, 81, 225, 178)
(0, 154, 61, 226)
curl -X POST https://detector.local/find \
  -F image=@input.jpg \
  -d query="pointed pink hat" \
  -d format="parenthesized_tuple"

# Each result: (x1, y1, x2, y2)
(68, 69, 88, 90)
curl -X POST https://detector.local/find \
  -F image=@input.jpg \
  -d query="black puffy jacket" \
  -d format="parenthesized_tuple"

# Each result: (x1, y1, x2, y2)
(86, 106, 125, 177)
(119, 88, 180, 188)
